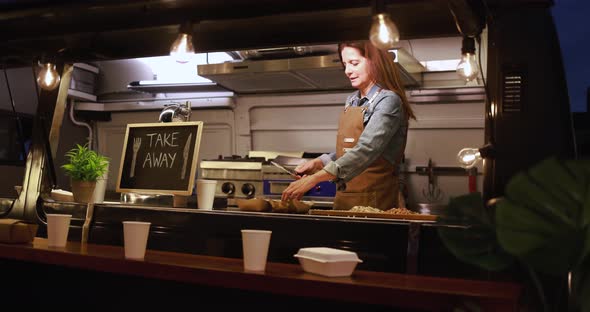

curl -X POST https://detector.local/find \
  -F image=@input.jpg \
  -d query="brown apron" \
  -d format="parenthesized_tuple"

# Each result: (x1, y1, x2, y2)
(332, 101, 401, 211)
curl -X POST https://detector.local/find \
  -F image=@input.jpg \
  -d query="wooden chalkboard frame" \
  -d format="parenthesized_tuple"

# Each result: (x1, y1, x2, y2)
(116, 121, 203, 195)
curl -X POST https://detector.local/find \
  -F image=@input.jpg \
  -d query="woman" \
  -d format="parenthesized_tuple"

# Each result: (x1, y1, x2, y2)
(281, 41, 416, 210)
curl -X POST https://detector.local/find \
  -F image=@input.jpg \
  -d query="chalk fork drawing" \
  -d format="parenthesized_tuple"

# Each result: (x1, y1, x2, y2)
(181, 133, 192, 180)
(130, 137, 141, 178)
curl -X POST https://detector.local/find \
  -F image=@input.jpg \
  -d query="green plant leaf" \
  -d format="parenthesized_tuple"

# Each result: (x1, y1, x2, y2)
(529, 158, 586, 208)
(496, 199, 574, 254)
(437, 192, 491, 226)
(61, 143, 109, 182)
(578, 274, 590, 312)
(572, 250, 590, 312)
(496, 157, 590, 277)
(502, 172, 575, 227)
(578, 211, 590, 270)
(583, 184, 590, 228)
(438, 193, 514, 271)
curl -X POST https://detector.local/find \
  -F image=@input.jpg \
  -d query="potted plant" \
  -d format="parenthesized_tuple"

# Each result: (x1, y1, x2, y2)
(61, 144, 109, 204)
(437, 157, 590, 312)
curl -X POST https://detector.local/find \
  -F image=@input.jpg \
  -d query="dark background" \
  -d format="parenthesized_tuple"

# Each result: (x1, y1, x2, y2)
(552, 0, 590, 112)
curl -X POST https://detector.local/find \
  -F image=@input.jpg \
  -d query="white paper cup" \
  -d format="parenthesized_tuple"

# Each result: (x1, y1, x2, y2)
(92, 162, 109, 204)
(241, 229, 272, 272)
(197, 179, 217, 210)
(123, 221, 151, 260)
(47, 214, 72, 247)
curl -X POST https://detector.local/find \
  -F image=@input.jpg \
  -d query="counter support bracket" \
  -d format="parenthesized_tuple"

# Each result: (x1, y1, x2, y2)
(406, 222, 421, 274)
(81, 203, 94, 244)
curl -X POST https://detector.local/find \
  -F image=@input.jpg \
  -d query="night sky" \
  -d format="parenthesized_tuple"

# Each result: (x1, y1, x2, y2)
(552, 0, 590, 112)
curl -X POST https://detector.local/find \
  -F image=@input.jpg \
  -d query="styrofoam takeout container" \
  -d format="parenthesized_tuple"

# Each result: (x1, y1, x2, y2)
(294, 247, 362, 277)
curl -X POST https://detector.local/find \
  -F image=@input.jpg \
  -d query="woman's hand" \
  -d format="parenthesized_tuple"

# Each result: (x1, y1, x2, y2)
(281, 169, 335, 202)
(281, 175, 317, 202)
(294, 158, 324, 176)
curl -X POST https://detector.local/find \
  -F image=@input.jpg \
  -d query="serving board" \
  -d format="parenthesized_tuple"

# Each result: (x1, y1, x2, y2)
(309, 209, 438, 221)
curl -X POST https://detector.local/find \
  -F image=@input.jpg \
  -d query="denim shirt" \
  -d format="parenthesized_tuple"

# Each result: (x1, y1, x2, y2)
(319, 84, 408, 183)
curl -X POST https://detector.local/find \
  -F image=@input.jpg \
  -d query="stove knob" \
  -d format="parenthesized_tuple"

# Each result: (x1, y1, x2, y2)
(221, 182, 235, 196)
(241, 183, 256, 198)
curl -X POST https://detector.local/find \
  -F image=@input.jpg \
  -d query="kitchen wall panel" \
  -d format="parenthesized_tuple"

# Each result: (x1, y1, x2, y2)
(249, 104, 341, 153)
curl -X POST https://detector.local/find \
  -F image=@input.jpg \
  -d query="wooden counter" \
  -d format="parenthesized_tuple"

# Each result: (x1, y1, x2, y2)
(0, 238, 522, 311)
(41, 201, 493, 279)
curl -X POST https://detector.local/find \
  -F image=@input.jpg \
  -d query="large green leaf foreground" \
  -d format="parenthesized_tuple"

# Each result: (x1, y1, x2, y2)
(438, 157, 590, 311)
(497, 158, 590, 277)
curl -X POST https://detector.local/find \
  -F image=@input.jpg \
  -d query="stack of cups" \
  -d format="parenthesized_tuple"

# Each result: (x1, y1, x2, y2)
(47, 214, 72, 247)
(241, 229, 272, 272)
(123, 221, 151, 260)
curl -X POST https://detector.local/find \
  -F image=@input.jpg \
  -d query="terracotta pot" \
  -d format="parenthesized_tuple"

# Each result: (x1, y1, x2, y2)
(70, 180, 97, 204)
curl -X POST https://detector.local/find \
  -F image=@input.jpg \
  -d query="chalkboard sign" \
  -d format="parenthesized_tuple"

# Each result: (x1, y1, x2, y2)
(116, 121, 203, 195)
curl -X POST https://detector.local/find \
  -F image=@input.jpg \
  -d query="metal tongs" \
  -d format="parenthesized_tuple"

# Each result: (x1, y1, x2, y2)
(270, 161, 301, 178)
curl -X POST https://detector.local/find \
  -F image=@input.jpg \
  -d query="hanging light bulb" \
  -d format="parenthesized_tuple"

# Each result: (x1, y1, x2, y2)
(369, 13, 400, 50)
(457, 144, 494, 169)
(170, 22, 195, 64)
(37, 62, 61, 91)
(457, 147, 482, 169)
(457, 36, 479, 82)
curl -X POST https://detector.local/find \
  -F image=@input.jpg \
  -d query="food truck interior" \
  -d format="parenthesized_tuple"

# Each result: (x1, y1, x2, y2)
(0, 0, 581, 309)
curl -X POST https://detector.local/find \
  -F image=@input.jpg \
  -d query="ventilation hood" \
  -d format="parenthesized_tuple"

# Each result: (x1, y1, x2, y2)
(197, 47, 425, 94)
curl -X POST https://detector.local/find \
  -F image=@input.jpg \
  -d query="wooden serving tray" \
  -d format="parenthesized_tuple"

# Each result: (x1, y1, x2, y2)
(309, 209, 438, 221)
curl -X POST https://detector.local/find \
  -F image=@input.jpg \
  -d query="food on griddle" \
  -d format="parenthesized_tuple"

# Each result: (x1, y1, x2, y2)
(349, 206, 418, 215)
(290, 199, 313, 214)
(384, 207, 418, 215)
(270, 199, 290, 213)
(236, 198, 271, 212)
(269, 199, 314, 214)
(349, 206, 383, 213)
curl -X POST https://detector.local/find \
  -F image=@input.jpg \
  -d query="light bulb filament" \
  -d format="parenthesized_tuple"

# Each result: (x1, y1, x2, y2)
(457, 53, 479, 81)
(37, 62, 61, 91)
(461, 153, 477, 163)
(170, 33, 195, 64)
(378, 17, 391, 43)
(369, 13, 399, 50)
(457, 147, 482, 169)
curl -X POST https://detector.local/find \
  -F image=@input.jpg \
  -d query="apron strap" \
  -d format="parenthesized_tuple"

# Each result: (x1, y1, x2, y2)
(344, 88, 382, 111)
